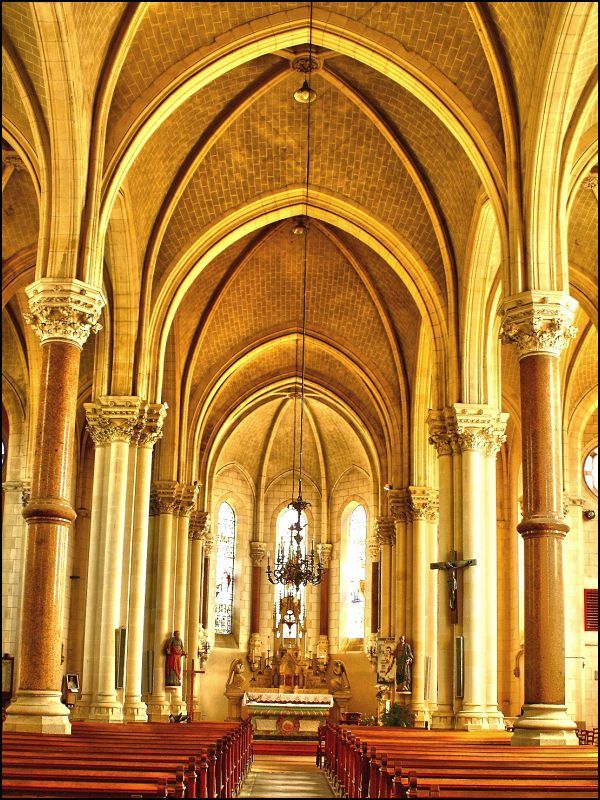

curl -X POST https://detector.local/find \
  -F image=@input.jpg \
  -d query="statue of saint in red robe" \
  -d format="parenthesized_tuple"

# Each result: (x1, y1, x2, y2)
(165, 630, 186, 686)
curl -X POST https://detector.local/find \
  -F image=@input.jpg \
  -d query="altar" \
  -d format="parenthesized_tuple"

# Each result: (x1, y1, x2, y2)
(243, 691, 333, 739)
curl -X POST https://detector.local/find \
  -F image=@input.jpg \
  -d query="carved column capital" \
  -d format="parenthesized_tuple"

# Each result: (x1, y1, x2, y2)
(3, 479, 31, 508)
(249, 541, 267, 565)
(175, 482, 199, 517)
(367, 537, 380, 561)
(407, 486, 437, 520)
(484, 412, 509, 457)
(562, 493, 585, 517)
(375, 516, 395, 545)
(319, 542, 334, 569)
(85, 396, 143, 445)
(388, 488, 409, 522)
(152, 480, 179, 514)
(427, 410, 454, 456)
(24, 278, 106, 349)
(134, 403, 168, 447)
(189, 510, 210, 540)
(203, 535, 215, 558)
(448, 404, 499, 454)
(499, 291, 578, 359)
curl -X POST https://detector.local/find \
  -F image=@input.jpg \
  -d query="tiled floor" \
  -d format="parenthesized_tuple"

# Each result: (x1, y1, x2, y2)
(238, 754, 335, 798)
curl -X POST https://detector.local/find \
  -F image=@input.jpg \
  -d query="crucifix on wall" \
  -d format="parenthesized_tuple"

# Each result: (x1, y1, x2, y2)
(430, 551, 477, 624)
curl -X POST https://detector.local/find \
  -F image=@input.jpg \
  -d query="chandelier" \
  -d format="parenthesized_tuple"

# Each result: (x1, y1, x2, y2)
(266, 0, 323, 591)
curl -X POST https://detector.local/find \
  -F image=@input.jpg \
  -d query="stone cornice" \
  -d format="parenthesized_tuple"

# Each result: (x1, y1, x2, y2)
(85, 396, 142, 445)
(499, 291, 578, 359)
(24, 279, 106, 349)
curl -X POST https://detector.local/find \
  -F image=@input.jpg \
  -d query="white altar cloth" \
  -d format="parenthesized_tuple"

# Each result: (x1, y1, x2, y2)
(243, 692, 333, 707)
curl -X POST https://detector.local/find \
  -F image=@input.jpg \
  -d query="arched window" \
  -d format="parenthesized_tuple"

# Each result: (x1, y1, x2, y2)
(583, 446, 598, 496)
(274, 507, 308, 640)
(215, 502, 236, 635)
(345, 504, 367, 639)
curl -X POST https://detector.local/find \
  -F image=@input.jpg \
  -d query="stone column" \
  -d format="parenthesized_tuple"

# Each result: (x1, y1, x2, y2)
(186, 511, 209, 717)
(500, 291, 579, 745)
(427, 412, 455, 728)
(201, 536, 214, 631)
(388, 490, 409, 645)
(317, 543, 333, 663)
(376, 517, 395, 638)
(368, 538, 380, 653)
(427, 497, 439, 713)
(87, 397, 141, 722)
(484, 415, 509, 730)
(123, 405, 167, 722)
(170, 483, 198, 715)
(147, 481, 178, 721)
(247, 541, 267, 668)
(408, 487, 435, 727)
(452, 406, 492, 730)
(5, 279, 104, 734)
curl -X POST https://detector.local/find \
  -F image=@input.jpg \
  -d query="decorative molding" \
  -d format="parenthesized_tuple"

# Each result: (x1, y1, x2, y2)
(249, 541, 267, 566)
(581, 175, 598, 191)
(3, 479, 31, 508)
(149, 490, 160, 517)
(562, 493, 585, 517)
(499, 291, 578, 359)
(375, 516, 395, 545)
(84, 396, 142, 445)
(291, 53, 322, 73)
(2, 150, 28, 171)
(24, 279, 106, 349)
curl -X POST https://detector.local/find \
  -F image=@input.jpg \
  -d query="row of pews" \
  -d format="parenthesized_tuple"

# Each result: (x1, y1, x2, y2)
(2, 719, 252, 797)
(318, 723, 599, 798)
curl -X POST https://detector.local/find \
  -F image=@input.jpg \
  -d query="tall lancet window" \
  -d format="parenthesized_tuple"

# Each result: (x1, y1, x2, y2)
(346, 504, 367, 639)
(215, 501, 236, 635)
(275, 507, 307, 640)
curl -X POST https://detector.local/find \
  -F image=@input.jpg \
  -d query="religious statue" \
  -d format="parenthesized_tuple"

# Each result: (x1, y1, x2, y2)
(165, 630, 186, 687)
(328, 660, 350, 694)
(226, 658, 247, 691)
(393, 635, 413, 692)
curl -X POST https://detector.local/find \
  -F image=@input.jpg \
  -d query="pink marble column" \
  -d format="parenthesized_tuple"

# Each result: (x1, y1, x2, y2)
(500, 291, 579, 746)
(5, 279, 104, 734)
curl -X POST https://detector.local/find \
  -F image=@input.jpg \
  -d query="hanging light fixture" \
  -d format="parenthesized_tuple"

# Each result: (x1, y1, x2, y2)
(267, 1, 322, 592)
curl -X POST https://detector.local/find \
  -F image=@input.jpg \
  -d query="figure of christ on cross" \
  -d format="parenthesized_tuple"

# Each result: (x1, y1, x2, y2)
(430, 552, 477, 624)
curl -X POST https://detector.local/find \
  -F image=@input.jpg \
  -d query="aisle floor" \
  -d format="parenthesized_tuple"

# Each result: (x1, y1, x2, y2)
(238, 754, 335, 798)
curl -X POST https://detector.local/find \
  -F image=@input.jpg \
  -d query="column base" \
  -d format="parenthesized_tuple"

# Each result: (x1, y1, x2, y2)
(122, 700, 149, 722)
(411, 706, 431, 728)
(147, 697, 171, 722)
(486, 709, 505, 730)
(4, 691, 71, 734)
(431, 709, 455, 729)
(511, 704, 578, 746)
(70, 696, 92, 721)
(455, 709, 489, 730)
(169, 698, 187, 717)
(89, 700, 123, 723)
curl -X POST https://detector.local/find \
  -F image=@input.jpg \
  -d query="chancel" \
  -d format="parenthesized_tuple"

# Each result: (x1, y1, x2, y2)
(1, 1, 598, 798)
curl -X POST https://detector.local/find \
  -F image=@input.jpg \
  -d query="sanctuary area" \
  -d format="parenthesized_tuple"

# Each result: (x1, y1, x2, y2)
(1, 1, 598, 798)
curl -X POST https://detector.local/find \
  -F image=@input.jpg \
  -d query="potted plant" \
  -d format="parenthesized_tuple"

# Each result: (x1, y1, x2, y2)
(381, 703, 415, 728)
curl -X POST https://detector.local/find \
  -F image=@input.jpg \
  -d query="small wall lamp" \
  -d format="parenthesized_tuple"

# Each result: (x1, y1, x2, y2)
(583, 509, 596, 520)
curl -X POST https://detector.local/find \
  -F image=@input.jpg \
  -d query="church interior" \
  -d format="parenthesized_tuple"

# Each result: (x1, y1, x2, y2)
(1, 1, 598, 796)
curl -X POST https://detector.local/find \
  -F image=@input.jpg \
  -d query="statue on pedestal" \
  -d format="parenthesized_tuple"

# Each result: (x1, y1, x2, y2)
(393, 635, 413, 692)
(165, 630, 186, 687)
(224, 657, 248, 720)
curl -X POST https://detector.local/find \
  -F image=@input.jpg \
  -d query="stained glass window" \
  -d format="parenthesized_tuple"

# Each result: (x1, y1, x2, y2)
(275, 508, 307, 640)
(215, 502, 236, 634)
(583, 446, 598, 496)
(346, 504, 367, 639)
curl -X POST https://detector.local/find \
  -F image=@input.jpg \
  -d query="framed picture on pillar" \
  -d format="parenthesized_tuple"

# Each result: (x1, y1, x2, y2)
(454, 636, 464, 698)
(66, 673, 80, 693)
(376, 637, 396, 684)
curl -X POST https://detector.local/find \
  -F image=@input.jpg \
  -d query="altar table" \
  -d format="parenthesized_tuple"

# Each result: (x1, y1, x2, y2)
(242, 691, 333, 739)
